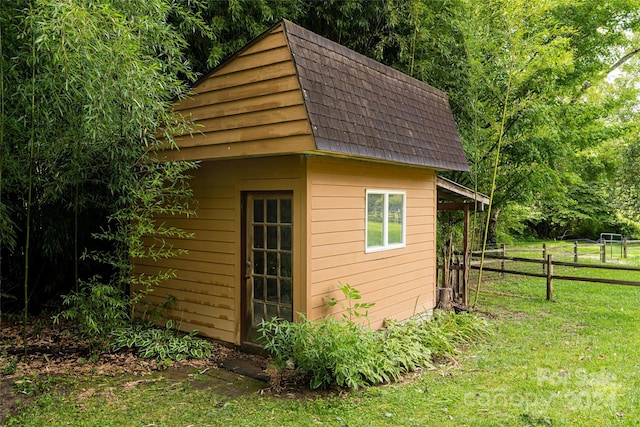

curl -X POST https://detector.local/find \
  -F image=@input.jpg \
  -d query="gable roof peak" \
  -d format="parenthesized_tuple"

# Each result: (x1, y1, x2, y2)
(176, 20, 468, 171)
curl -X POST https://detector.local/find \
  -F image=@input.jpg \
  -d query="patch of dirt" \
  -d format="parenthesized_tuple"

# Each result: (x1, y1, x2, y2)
(0, 316, 267, 424)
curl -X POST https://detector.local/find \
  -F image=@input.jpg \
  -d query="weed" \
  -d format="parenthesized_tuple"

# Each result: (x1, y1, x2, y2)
(326, 283, 375, 323)
(2, 352, 18, 375)
(157, 358, 172, 369)
(520, 413, 554, 426)
(14, 379, 35, 395)
(13, 374, 56, 396)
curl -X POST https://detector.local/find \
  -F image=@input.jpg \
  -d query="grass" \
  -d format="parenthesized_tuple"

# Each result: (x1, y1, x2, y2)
(367, 221, 403, 247)
(6, 272, 640, 426)
(496, 239, 640, 263)
(480, 240, 640, 286)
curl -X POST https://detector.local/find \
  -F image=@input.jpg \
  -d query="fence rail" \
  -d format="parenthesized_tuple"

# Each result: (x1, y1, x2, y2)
(439, 240, 640, 305)
(469, 250, 640, 301)
(471, 239, 640, 265)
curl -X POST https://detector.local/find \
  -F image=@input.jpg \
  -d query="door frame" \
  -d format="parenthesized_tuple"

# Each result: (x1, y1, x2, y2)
(240, 190, 294, 345)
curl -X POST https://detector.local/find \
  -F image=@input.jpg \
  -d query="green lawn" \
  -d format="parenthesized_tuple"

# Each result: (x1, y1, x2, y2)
(479, 240, 640, 286)
(5, 274, 640, 426)
(367, 221, 403, 247)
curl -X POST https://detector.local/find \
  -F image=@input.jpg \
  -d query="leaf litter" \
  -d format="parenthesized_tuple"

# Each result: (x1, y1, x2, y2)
(0, 315, 264, 423)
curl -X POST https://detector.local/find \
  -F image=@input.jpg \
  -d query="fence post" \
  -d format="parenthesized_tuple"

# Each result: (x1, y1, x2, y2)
(501, 243, 506, 277)
(601, 241, 606, 263)
(546, 254, 553, 301)
(574, 241, 578, 263)
(542, 243, 547, 274)
(463, 205, 471, 307)
(457, 259, 463, 297)
(623, 238, 627, 259)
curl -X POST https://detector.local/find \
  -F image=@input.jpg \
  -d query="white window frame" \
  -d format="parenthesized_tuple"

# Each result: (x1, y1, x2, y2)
(365, 189, 406, 253)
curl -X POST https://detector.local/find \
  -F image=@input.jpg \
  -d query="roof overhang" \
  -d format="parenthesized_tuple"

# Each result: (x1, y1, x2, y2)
(437, 176, 489, 212)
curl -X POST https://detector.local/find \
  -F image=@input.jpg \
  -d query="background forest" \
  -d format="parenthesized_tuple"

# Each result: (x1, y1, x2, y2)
(1, 0, 639, 316)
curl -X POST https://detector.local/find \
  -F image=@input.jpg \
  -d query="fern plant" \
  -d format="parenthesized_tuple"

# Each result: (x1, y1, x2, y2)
(261, 284, 490, 390)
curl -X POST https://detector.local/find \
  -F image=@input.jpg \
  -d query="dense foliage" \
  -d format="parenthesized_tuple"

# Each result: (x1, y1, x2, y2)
(260, 310, 488, 390)
(110, 320, 214, 364)
(177, 0, 640, 244)
(0, 0, 638, 334)
(0, 0, 204, 317)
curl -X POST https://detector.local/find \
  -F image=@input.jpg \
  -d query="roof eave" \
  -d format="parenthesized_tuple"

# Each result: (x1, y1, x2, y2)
(437, 176, 489, 211)
(307, 150, 469, 172)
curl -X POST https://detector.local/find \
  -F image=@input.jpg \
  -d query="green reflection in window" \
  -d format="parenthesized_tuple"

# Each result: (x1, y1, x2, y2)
(388, 193, 404, 245)
(366, 191, 405, 250)
(367, 193, 384, 247)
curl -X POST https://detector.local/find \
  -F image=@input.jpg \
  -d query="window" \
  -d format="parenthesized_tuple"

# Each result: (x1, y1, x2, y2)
(366, 190, 406, 252)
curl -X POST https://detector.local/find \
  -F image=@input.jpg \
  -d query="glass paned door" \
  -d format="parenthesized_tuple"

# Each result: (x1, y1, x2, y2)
(245, 193, 293, 343)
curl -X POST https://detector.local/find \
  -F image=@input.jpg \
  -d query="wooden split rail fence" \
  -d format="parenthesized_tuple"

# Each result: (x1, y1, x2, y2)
(468, 240, 640, 301)
(478, 240, 640, 265)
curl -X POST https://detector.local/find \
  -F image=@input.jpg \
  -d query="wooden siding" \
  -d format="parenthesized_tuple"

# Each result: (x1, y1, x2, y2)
(306, 156, 437, 328)
(166, 26, 315, 162)
(139, 153, 438, 342)
(135, 156, 306, 345)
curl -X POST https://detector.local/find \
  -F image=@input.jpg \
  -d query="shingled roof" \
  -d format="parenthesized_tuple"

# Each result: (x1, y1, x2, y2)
(173, 21, 468, 172)
(281, 20, 468, 171)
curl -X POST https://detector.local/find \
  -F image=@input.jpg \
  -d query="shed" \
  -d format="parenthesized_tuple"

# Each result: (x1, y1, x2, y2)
(139, 20, 475, 346)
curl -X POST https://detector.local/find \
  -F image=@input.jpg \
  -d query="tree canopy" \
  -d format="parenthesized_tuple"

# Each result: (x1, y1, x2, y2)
(1, 0, 639, 315)
(0, 0, 205, 312)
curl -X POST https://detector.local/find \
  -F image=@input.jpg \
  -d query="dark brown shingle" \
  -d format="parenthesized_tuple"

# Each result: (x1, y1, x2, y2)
(282, 20, 469, 172)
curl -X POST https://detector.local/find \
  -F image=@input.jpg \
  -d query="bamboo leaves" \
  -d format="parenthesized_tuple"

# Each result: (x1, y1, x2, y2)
(1, 1, 210, 344)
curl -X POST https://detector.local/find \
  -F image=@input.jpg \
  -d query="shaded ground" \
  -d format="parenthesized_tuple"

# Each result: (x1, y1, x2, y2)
(0, 316, 268, 424)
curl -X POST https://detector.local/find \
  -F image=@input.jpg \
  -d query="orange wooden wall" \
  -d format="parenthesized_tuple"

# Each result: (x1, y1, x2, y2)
(136, 154, 437, 344)
(139, 22, 442, 345)
(135, 156, 306, 344)
(306, 156, 437, 328)
(165, 25, 315, 162)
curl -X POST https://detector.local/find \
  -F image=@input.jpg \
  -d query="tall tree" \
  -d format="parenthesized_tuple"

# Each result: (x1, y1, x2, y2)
(0, 0, 208, 315)
(177, 0, 305, 73)
(449, 0, 640, 241)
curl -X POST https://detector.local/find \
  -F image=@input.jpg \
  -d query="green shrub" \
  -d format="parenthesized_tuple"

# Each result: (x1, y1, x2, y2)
(386, 310, 490, 361)
(260, 308, 490, 390)
(260, 314, 381, 389)
(381, 319, 434, 372)
(53, 279, 130, 348)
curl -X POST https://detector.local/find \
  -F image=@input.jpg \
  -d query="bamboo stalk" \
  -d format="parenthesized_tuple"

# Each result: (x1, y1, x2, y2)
(23, 18, 37, 359)
(471, 56, 514, 309)
(0, 1, 5, 320)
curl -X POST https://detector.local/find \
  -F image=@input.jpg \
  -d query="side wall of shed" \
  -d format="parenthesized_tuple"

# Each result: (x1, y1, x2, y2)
(134, 155, 307, 345)
(306, 156, 437, 328)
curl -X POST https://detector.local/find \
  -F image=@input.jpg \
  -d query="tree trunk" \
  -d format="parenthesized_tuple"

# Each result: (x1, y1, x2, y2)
(436, 287, 453, 310)
(487, 208, 500, 246)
